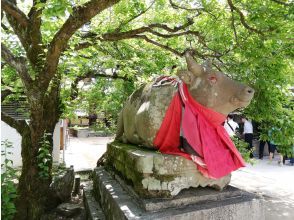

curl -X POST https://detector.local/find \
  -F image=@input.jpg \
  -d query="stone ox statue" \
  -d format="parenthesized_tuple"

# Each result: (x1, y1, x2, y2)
(116, 52, 254, 148)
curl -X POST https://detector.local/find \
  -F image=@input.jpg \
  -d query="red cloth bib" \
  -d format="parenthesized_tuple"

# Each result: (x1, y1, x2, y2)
(153, 82, 245, 179)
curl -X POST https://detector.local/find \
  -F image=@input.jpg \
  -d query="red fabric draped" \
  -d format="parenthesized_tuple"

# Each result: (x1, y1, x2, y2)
(153, 82, 245, 179)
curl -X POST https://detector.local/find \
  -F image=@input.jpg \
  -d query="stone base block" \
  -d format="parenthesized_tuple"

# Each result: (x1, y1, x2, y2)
(105, 142, 231, 197)
(92, 167, 265, 220)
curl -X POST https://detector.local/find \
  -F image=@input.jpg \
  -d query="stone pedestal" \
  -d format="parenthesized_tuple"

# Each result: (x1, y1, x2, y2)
(91, 167, 265, 220)
(105, 142, 231, 197)
(88, 142, 265, 219)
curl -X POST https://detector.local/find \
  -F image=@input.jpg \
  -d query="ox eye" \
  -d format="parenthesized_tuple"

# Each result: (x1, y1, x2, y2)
(208, 76, 217, 84)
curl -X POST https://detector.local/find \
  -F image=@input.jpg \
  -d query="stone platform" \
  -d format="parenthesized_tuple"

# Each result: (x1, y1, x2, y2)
(105, 142, 231, 197)
(91, 167, 265, 220)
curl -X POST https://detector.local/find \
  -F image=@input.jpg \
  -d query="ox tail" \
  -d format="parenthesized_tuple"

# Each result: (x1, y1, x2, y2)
(115, 110, 124, 141)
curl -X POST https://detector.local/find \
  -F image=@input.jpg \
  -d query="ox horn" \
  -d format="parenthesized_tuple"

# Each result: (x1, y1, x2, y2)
(185, 51, 203, 76)
(203, 59, 212, 72)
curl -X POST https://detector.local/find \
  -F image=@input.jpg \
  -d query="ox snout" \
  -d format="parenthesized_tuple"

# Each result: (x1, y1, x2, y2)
(241, 86, 255, 101)
(231, 86, 255, 109)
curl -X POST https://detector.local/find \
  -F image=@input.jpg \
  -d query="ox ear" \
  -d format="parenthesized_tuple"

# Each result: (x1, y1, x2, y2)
(177, 70, 194, 84)
(185, 51, 203, 76)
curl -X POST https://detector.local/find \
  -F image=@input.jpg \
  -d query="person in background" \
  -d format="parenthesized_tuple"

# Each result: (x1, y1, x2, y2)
(256, 124, 271, 160)
(268, 128, 283, 165)
(224, 114, 239, 137)
(259, 139, 271, 160)
(242, 116, 254, 158)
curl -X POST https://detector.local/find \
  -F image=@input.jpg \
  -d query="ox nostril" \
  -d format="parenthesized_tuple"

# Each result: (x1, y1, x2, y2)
(246, 88, 254, 94)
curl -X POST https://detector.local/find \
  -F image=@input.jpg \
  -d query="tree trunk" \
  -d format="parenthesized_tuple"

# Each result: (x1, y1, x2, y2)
(14, 123, 52, 219)
(14, 81, 61, 220)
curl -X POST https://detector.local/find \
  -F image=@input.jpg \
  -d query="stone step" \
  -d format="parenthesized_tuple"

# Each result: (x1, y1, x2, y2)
(92, 167, 265, 220)
(83, 182, 105, 220)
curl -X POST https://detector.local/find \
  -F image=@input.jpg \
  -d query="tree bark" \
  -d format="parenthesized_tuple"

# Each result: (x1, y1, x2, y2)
(14, 81, 61, 220)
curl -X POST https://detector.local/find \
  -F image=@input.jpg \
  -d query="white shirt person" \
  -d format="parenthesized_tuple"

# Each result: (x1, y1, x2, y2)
(224, 115, 239, 137)
(243, 119, 253, 134)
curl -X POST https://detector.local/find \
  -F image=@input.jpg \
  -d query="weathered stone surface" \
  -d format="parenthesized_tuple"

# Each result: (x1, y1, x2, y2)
(57, 203, 81, 217)
(105, 142, 231, 197)
(92, 167, 265, 220)
(83, 182, 105, 220)
(50, 166, 75, 202)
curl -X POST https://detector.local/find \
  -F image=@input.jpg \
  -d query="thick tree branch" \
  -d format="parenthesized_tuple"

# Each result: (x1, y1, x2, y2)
(1, 44, 33, 88)
(1, 111, 28, 134)
(101, 24, 190, 41)
(1, 0, 29, 27)
(227, 0, 264, 35)
(75, 19, 223, 58)
(26, 0, 47, 69)
(2, 0, 46, 70)
(75, 19, 195, 51)
(2, 0, 30, 55)
(41, 0, 120, 89)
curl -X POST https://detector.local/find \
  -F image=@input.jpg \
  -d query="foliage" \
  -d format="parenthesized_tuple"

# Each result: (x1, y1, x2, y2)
(51, 163, 67, 176)
(91, 118, 117, 135)
(231, 136, 254, 164)
(1, 140, 18, 220)
(37, 133, 52, 179)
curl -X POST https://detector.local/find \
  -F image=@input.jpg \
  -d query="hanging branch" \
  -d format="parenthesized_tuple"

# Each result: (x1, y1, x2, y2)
(227, 0, 264, 35)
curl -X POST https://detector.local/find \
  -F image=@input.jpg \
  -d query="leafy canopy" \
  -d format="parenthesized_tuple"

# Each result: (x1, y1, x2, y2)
(2, 0, 293, 152)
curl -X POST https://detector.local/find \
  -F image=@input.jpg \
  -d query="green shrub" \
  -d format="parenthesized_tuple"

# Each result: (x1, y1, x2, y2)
(1, 140, 18, 220)
(37, 133, 52, 179)
(231, 136, 254, 164)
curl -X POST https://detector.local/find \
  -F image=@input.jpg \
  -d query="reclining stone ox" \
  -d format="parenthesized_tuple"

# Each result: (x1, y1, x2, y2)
(116, 52, 254, 148)
(109, 52, 254, 196)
